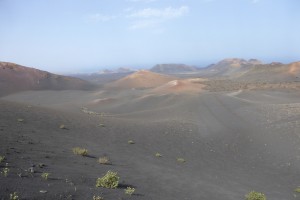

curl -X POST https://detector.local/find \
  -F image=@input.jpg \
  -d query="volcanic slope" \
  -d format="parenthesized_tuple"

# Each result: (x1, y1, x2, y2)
(106, 70, 175, 89)
(0, 62, 93, 96)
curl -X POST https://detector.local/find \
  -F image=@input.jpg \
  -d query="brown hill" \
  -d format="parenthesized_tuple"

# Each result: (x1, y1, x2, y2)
(106, 70, 175, 89)
(151, 78, 206, 94)
(288, 61, 300, 75)
(0, 62, 93, 96)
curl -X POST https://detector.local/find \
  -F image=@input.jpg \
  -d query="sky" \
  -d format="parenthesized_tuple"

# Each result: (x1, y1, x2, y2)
(0, 0, 299, 73)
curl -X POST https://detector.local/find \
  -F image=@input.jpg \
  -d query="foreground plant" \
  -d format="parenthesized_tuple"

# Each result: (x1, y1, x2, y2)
(59, 124, 67, 129)
(295, 187, 300, 193)
(96, 170, 119, 189)
(93, 195, 104, 200)
(10, 192, 19, 200)
(155, 153, 162, 157)
(128, 140, 135, 144)
(72, 147, 88, 156)
(2, 167, 9, 177)
(98, 157, 110, 165)
(245, 191, 266, 200)
(177, 158, 185, 163)
(98, 123, 105, 127)
(0, 156, 5, 163)
(124, 187, 135, 196)
(41, 172, 50, 180)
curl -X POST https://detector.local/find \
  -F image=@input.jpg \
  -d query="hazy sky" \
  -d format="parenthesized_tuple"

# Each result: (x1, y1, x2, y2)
(0, 0, 299, 73)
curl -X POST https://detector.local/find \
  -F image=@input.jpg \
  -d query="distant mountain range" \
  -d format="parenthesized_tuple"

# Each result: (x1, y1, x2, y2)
(97, 67, 134, 74)
(1, 58, 300, 96)
(0, 62, 93, 96)
(150, 64, 198, 74)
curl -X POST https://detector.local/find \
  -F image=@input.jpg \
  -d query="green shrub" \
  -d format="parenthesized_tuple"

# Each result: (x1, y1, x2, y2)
(96, 170, 119, 189)
(128, 140, 135, 144)
(2, 167, 9, 177)
(93, 195, 104, 200)
(59, 124, 67, 129)
(177, 158, 185, 163)
(295, 187, 300, 193)
(155, 153, 162, 157)
(41, 172, 50, 180)
(124, 187, 135, 196)
(0, 156, 5, 163)
(98, 157, 110, 165)
(245, 191, 266, 200)
(72, 147, 88, 156)
(10, 192, 19, 200)
(99, 124, 105, 127)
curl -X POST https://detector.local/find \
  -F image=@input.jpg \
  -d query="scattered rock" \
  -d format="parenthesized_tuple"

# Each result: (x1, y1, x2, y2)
(38, 163, 46, 168)
(28, 167, 35, 173)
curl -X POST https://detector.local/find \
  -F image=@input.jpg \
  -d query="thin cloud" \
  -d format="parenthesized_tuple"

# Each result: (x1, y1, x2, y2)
(127, 6, 189, 30)
(128, 6, 189, 19)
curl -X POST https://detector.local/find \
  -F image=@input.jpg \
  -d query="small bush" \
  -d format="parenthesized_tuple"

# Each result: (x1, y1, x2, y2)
(10, 192, 19, 200)
(295, 187, 300, 193)
(93, 195, 104, 200)
(128, 140, 135, 144)
(98, 157, 110, 165)
(17, 118, 24, 122)
(177, 158, 185, 163)
(2, 167, 9, 177)
(41, 172, 50, 180)
(99, 124, 105, 127)
(124, 187, 135, 196)
(0, 156, 5, 163)
(72, 147, 88, 156)
(245, 191, 266, 200)
(96, 170, 119, 189)
(59, 124, 67, 129)
(38, 163, 46, 168)
(155, 153, 162, 157)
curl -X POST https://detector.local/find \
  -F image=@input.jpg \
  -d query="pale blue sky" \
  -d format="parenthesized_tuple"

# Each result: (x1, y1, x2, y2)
(0, 0, 299, 73)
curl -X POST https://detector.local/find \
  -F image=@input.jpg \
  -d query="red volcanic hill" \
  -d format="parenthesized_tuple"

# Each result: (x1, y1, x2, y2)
(151, 78, 206, 94)
(0, 62, 93, 96)
(288, 61, 300, 75)
(107, 70, 175, 89)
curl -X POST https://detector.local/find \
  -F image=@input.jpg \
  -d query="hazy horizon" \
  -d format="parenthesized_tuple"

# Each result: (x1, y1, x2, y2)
(1, 0, 299, 73)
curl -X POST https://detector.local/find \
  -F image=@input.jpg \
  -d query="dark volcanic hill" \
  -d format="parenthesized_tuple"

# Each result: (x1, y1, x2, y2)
(0, 62, 93, 96)
(150, 64, 198, 74)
